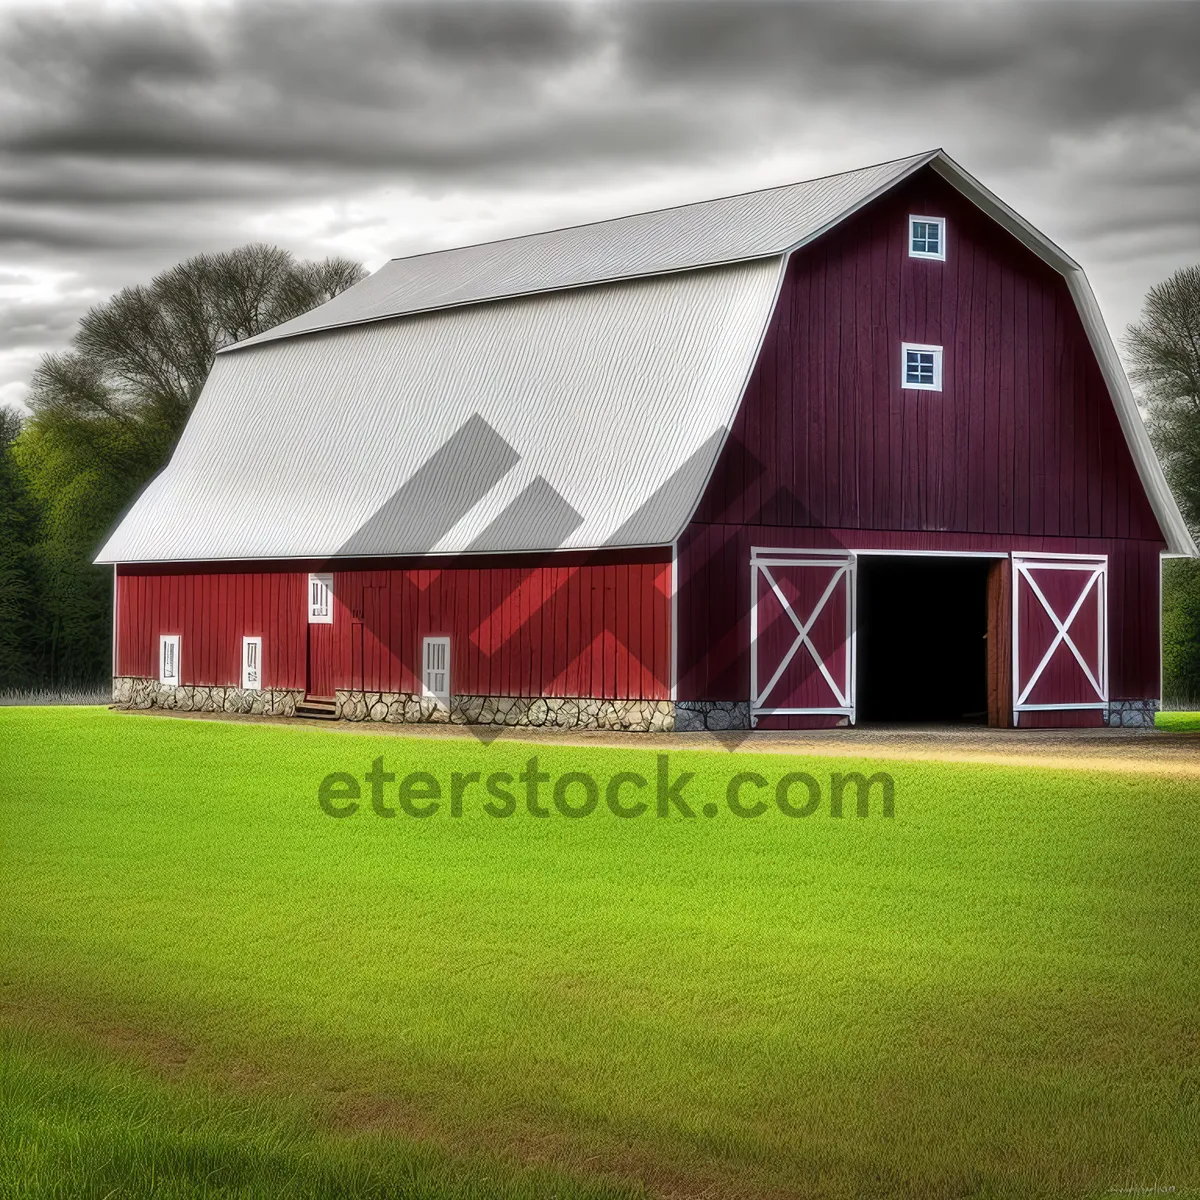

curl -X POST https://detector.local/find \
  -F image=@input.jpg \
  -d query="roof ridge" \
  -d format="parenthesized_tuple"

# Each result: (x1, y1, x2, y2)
(383, 149, 940, 266)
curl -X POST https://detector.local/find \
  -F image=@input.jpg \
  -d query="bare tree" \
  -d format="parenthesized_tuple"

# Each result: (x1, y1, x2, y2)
(1125, 263, 1200, 533)
(30, 244, 366, 447)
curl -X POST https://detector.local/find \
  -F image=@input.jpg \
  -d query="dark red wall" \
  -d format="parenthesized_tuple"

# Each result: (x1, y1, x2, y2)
(680, 166, 1165, 706)
(694, 167, 1162, 540)
(676, 526, 1160, 706)
(117, 551, 672, 700)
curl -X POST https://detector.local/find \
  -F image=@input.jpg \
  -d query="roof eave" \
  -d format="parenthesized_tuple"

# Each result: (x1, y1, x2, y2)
(217, 253, 788, 357)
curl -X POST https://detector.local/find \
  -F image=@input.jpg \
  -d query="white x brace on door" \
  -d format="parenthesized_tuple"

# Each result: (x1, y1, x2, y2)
(1012, 553, 1107, 719)
(750, 548, 856, 726)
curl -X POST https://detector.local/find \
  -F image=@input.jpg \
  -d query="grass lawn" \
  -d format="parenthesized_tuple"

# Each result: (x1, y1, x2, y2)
(2, 707, 1198, 1199)
(1157, 710, 1200, 731)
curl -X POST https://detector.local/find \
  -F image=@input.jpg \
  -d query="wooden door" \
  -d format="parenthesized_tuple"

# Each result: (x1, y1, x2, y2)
(306, 572, 335, 699)
(986, 559, 1013, 727)
(750, 549, 855, 726)
(1012, 554, 1107, 721)
(306, 625, 334, 699)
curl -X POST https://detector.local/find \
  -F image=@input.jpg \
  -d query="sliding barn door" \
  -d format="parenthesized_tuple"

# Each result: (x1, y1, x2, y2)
(1012, 554, 1107, 722)
(750, 549, 855, 726)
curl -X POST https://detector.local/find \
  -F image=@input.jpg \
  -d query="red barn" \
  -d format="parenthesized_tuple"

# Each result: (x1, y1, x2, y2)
(97, 150, 1195, 731)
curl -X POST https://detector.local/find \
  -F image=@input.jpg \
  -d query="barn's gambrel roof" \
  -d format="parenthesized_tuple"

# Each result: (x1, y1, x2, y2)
(230, 152, 928, 350)
(96, 150, 1195, 563)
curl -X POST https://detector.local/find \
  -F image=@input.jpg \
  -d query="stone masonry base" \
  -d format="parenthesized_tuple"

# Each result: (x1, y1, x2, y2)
(673, 700, 751, 731)
(1105, 699, 1159, 729)
(112, 677, 673, 731)
(112, 676, 304, 716)
(112, 678, 1162, 731)
(336, 691, 674, 731)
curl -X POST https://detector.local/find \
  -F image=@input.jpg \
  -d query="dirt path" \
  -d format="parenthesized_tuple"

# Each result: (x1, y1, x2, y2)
(118, 708, 1200, 778)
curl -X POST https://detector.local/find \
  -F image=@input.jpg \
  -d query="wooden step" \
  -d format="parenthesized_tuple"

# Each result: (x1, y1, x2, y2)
(295, 698, 338, 720)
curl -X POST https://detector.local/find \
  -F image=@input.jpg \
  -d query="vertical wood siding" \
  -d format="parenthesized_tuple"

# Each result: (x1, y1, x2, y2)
(116, 569, 310, 690)
(692, 168, 1163, 542)
(116, 554, 671, 700)
(680, 165, 1166, 713)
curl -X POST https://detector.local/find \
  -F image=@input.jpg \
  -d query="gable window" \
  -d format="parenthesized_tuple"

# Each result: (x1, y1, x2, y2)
(308, 573, 333, 624)
(909, 215, 946, 260)
(160, 634, 181, 686)
(242, 636, 263, 690)
(422, 636, 451, 707)
(902, 343, 943, 391)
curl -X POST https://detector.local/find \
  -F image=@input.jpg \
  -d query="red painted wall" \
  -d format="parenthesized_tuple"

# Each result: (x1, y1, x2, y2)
(117, 551, 672, 700)
(693, 167, 1163, 542)
(117, 568, 310, 690)
(679, 166, 1166, 711)
(676, 524, 1161, 709)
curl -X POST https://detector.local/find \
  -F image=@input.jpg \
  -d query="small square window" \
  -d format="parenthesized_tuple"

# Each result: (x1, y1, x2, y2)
(909, 215, 946, 260)
(901, 343, 943, 391)
(308, 573, 333, 624)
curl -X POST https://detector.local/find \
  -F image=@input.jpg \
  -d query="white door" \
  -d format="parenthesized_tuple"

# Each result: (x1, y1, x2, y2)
(750, 549, 855, 726)
(242, 636, 263, 690)
(1012, 553, 1107, 720)
(422, 636, 451, 707)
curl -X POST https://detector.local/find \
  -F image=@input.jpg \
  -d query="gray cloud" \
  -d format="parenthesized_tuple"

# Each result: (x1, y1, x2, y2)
(1, 0, 1198, 411)
(1, 3, 616, 170)
(0, 297, 84, 346)
(618, 2, 1200, 119)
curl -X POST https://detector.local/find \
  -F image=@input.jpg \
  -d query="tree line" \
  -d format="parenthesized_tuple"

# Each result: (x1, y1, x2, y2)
(0, 245, 365, 689)
(1126, 265, 1200, 702)
(0, 247, 1198, 700)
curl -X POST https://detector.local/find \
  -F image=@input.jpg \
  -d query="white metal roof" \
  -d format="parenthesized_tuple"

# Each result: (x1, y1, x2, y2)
(96, 259, 784, 563)
(229, 151, 934, 351)
(96, 149, 1195, 562)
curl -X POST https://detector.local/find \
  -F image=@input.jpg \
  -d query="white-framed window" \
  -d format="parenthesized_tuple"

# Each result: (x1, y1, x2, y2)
(909, 215, 946, 260)
(242, 636, 263, 690)
(308, 573, 333, 624)
(159, 634, 181, 686)
(422, 636, 451, 707)
(902, 343, 943, 391)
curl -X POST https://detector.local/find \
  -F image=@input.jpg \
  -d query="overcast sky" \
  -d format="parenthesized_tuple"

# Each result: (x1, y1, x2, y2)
(2, 0, 1199, 414)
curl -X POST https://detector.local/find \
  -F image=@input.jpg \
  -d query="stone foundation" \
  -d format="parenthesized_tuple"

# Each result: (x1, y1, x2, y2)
(673, 700, 751, 732)
(336, 690, 675, 732)
(112, 678, 1165, 733)
(1106, 698, 1160, 729)
(112, 676, 303, 716)
(111, 677, 673, 731)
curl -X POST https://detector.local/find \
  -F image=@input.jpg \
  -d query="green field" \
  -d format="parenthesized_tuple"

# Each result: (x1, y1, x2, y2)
(2, 708, 1198, 1199)
(1157, 710, 1200, 731)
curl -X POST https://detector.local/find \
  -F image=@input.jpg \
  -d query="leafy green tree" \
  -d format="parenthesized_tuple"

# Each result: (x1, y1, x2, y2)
(1162, 559, 1200, 705)
(0, 408, 40, 688)
(1126, 264, 1200, 705)
(18, 244, 365, 686)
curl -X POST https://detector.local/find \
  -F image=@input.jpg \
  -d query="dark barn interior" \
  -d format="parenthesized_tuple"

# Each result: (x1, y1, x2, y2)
(856, 556, 993, 723)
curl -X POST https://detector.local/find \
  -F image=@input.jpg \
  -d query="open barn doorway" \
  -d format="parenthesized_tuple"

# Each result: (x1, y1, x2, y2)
(855, 555, 1010, 725)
